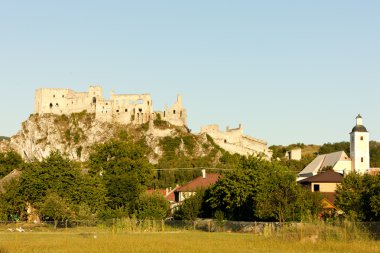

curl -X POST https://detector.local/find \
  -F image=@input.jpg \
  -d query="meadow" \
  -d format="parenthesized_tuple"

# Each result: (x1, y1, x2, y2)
(0, 228, 379, 253)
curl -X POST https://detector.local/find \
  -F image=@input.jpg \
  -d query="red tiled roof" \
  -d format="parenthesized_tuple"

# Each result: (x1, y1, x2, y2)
(177, 173, 221, 192)
(298, 170, 343, 184)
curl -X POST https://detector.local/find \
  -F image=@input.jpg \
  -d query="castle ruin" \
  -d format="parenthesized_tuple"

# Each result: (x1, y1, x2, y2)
(34, 86, 187, 126)
(200, 124, 272, 159)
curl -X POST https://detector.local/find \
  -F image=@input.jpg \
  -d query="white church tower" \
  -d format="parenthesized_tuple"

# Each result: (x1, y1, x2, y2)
(350, 114, 370, 174)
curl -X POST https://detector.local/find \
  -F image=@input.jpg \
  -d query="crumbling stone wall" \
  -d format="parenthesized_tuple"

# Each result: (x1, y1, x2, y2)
(34, 86, 186, 127)
(200, 124, 272, 159)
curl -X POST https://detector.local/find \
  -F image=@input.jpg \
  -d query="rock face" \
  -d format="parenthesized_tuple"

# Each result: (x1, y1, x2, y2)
(8, 113, 192, 163)
(10, 113, 119, 162)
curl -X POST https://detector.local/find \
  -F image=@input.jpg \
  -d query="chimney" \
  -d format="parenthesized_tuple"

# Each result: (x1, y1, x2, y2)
(202, 169, 206, 179)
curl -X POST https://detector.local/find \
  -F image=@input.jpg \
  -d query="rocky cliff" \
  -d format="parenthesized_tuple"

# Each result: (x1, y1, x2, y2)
(6, 112, 220, 164)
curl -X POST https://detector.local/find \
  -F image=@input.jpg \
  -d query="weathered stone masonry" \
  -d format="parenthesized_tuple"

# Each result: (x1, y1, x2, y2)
(34, 86, 187, 126)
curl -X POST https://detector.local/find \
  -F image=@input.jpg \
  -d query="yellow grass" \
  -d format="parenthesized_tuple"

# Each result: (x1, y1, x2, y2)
(0, 230, 379, 253)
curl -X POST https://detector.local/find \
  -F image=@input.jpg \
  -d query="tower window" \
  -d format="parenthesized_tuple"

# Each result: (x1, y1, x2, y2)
(360, 136, 364, 141)
(313, 184, 320, 192)
(361, 157, 364, 163)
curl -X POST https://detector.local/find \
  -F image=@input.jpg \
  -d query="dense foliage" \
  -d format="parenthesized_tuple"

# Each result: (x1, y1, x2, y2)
(2, 127, 380, 224)
(204, 157, 323, 222)
(336, 173, 380, 221)
(0, 152, 106, 222)
(88, 139, 153, 213)
(0, 151, 23, 178)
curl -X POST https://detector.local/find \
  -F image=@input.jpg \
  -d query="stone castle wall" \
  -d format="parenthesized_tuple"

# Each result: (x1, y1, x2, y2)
(34, 86, 187, 126)
(200, 124, 272, 159)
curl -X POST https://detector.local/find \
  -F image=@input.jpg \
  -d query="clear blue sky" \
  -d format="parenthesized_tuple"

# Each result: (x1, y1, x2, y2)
(1, 1, 379, 145)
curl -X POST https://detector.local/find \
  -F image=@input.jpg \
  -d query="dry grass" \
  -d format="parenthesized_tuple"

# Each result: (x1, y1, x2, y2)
(0, 229, 379, 253)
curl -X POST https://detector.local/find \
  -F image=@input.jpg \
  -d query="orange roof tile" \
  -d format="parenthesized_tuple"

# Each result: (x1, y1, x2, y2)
(177, 173, 221, 192)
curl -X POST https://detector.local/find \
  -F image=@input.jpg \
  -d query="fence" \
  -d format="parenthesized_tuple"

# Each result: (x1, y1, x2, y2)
(1, 219, 380, 241)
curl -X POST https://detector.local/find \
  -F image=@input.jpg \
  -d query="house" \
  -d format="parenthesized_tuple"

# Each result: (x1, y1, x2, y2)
(297, 151, 351, 181)
(298, 170, 343, 212)
(174, 170, 221, 202)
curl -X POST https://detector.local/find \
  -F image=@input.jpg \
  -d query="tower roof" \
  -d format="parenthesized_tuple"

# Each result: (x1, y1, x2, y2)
(351, 114, 368, 133)
(351, 125, 368, 133)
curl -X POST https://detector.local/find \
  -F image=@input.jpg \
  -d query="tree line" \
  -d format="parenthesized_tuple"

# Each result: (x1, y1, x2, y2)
(0, 138, 380, 223)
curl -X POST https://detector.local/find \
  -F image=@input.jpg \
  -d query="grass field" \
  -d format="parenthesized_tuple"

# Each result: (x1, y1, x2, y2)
(0, 230, 379, 253)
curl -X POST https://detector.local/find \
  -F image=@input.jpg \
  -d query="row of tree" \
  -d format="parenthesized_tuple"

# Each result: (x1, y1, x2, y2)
(1, 138, 380, 223)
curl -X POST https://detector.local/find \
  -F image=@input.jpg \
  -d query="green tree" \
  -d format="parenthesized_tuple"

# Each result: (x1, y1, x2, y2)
(336, 173, 380, 221)
(89, 139, 153, 213)
(0, 151, 23, 178)
(0, 152, 107, 220)
(39, 191, 74, 228)
(319, 142, 350, 155)
(136, 191, 169, 220)
(206, 156, 321, 221)
(174, 190, 205, 221)
(254, 167, 322, 222)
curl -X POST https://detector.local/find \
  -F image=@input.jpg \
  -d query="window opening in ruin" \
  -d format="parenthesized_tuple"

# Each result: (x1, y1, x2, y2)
(224, 139, 227, 143)
(53, 95, 55, 98)
(173, 110, 176, 114)
(56, 103, 59, 107)
(62, 95, 64, 98)
(313, 184, 320, 192)
(137, 99, 143, 104)
(180, 111, 182, 117)
(139, 108, 142, 112)
(93, 97, 97, 104)
(116, 110, 119, 113)
(125, 109, 128, 112)
(49, 103, 53, 109)
(106, 103, 108, 105)
(164, 111, 166, 117)
(148, 101, 150, 106)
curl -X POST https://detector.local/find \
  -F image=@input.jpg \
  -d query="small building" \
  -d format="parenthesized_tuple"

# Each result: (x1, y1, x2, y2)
(285, 148, 302, 161)
(174, 170, 221, 202)
(298, 170, 343, 193)
(298, 170, 343, 213)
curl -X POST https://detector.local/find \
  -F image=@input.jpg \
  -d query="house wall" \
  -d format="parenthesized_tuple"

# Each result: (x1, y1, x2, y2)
(285, 148, 302, 161)
(333, 160, 352, 175)
(179, 191, 196, 202)
(311, 182, 340, 192)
